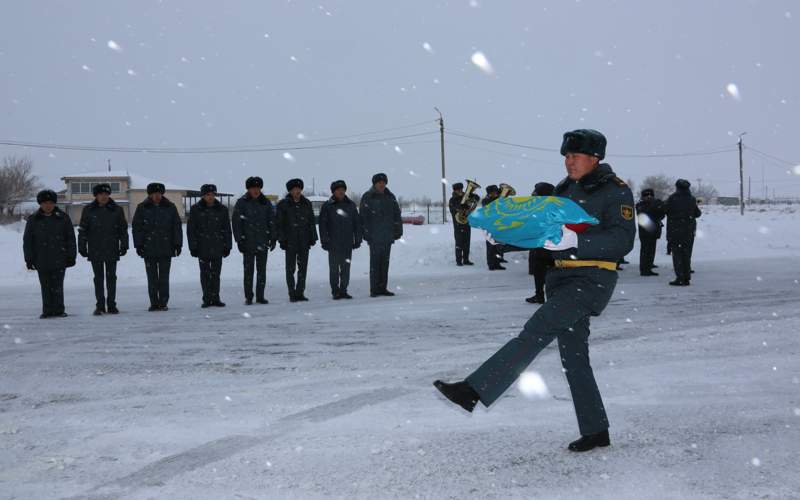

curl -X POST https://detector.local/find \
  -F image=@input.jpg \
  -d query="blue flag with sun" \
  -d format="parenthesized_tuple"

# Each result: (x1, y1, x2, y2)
(468, 196, 599, 249)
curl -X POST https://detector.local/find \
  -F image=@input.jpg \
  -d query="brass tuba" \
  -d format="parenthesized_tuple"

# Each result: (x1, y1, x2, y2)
(455, 179, 481, 225)
(499, 183, 516, 197)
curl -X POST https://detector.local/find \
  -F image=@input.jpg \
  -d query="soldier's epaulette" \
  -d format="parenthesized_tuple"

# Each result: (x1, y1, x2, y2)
(612, 177, 627, 188)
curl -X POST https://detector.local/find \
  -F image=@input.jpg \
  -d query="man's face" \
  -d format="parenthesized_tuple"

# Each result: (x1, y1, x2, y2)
(290, 187, 302, 199)
(96, 192, 109, 205)
(454, 189, 464, 196)
(247, 186, 262, 198)
(564, 153, 599, 181)
(202, 192, 216, 204)
(333, 187, 346, 201)
(150, 192, 163, 204)
(374, 180, 387, 192)
(40, 201, 55, 214)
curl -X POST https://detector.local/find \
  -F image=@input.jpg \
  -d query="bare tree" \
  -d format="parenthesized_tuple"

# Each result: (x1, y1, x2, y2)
(640, 174, 676, 201)
(694, 182, 719, 203)
(0, 156, 40, 215)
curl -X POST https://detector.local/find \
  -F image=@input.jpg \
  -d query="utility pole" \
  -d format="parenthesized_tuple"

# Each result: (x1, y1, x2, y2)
(107, 158, 112, 173)
(747, 176, 751, 205)
(435, 107, 447, 224)
(738, 132, 746, 215)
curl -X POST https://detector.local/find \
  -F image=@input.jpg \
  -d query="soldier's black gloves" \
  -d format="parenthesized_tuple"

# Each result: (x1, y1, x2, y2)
(190, 249, 198, 258)
(279, 241, 287, 251)
(174, 246, 181, 257)
(269, 240, 277, 252)
(26, 262, 36, 271)
(237, 242, 245, 254)
(309, 240, 316, 247)
(79, 248, 88, 258)
(119, 248, 127, 257)
(66, 259, 76, 268)
(223, 248, 230, 257)
(353, 242, 361, 250)
(136, 248, 145, 258)
(321, 242, 329, 251)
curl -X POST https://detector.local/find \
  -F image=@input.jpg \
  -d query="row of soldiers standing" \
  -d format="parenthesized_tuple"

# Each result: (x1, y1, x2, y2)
(23, 173, 403, 318)
(448, 176, 703, 300)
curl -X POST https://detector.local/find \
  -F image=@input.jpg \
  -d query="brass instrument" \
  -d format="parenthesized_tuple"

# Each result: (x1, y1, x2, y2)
(455, 179, 481, 225)
(499, 183, 516, 197)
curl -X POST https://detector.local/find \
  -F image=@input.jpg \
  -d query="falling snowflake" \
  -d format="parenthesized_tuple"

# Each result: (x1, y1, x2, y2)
(225, 396, 232, 401)
(107, 40, 122, 52)
(394, 145, 403, 154)
(725, 83, 741, 101)
(518, 371, 549, 399)
(441, 178, 448, 184)
(757, 226, 770, 234)
(408, 170, 419, 176)
(177, 82, 185, 88)
(296, 133, 306, 140)
(470, 51, 494, 75)
(242, 312, 252, 319)
(791, 165, 800, 176)
(290, 56, 298, 62)
(127, 69, 136, 76)
(422, 42, 434, 53)
(282, 152, 295, 162)
(81, 64, 92, 72)
(751, 458, 761, 467)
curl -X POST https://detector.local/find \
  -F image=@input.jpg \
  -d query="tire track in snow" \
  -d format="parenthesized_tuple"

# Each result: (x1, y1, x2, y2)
(67, 386, 412, 500)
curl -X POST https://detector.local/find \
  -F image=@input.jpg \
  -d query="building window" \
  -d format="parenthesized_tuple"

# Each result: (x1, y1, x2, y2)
(70, 181, 122, 194)
(110, 182, 120, 193)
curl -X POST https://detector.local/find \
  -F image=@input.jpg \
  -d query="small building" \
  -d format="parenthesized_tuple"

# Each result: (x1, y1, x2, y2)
(58, 171, 232, 223)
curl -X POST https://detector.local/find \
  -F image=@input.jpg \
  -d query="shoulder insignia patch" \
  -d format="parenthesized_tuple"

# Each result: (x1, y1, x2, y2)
(621, 205, 634, 221)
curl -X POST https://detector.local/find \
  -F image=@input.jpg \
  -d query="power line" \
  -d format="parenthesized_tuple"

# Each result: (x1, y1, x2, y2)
(0, 131, 437, 154)
(746, 146, 798, 166)
(447, 129, 737, 159)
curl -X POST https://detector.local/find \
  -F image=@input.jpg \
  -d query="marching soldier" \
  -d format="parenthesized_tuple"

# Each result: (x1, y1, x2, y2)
(276, 178, 318, 302)
(232, 176, 276, 305)
(360, 173, 403, 297)
(319, 180, 362, 299)
(665, 179, 701, 286)
(187, 184, 232, 307)
(635, 188, 665, 276)
(525, 182, 555, 304)
(24, 190, 77, 318)
(132, 182, 183, 311)
(435, 129, 635, 452)
(481, 185, 504, 270)
(448, 183, 477, 266)
(78, 183, 129, 315)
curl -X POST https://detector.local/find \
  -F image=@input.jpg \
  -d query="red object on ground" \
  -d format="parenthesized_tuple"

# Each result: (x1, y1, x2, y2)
(565, 223, 592, 233)
(401, 215, 425, 225)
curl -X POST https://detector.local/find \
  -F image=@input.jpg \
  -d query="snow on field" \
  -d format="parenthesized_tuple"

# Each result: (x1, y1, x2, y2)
(1, 206, 799, 499)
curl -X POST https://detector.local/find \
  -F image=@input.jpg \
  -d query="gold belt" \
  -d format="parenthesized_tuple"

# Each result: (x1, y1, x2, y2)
(554, 259, 617, 271)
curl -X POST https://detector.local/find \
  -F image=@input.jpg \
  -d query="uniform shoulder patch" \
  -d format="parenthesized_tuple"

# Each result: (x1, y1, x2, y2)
(613, 176, 627, 187)
(621, 205, 634, 220)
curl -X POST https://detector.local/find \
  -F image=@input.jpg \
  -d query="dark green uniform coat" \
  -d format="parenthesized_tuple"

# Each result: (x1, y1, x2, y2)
(359, 187, 402, 294)
(466, 163, 635, 436)
(24, 207, 77, 316)
(132, 197, 183, 258)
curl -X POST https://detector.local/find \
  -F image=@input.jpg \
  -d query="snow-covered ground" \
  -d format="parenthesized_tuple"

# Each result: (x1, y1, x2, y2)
(1, 206, 799, 499)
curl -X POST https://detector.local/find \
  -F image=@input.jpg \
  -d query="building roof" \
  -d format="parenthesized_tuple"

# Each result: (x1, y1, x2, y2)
(61, 170, 192, 191)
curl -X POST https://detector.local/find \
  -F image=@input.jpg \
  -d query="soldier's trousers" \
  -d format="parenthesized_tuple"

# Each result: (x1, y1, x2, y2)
(285, 246, 310, 297)
(328, 250, 352, 295)
(369, 242, 392, 294)
(466, 267, 617, 435)
(242, 252, 268, 301)
(454, 225, 471, 264)
(199, 257, 223, 303)
(639, 237, 658, 274)
(532, 254, 553, 297)
(486, 241, 502, 269)
(144, 257, 171, 307)
(91, 260, 118, 308)
(671, 238, 693, 283)
(37, 268, 66, 315)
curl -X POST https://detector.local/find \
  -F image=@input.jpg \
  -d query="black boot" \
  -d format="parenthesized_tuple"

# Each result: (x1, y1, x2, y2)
(525, 294, 545, 304)
(381, 290, 395, 297)
(568, 430, 610, 452)
(93, 306, 104, 316)
(340, 292, 353, 299)
(640, 271, 659, 276)
(433, 380, 479, 413)
(148, 305, 159, 312)
(463, 260, 474, 266)
(107, 305, 119, 314)
(212, 299, 226, 307)
(245, 298, 253, 305)
(669, 280, 689, 286)
(255, 297, 269, 304)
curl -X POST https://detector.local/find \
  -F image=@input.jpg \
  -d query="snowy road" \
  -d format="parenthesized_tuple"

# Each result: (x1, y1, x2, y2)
(2, 214, 800, 499)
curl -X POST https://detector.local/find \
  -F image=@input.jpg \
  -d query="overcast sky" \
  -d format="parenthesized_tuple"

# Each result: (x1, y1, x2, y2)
(2, 0, 798, 199)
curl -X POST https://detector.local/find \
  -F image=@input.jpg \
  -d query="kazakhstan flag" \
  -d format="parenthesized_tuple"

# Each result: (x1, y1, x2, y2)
(468, 196, 599, 249)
